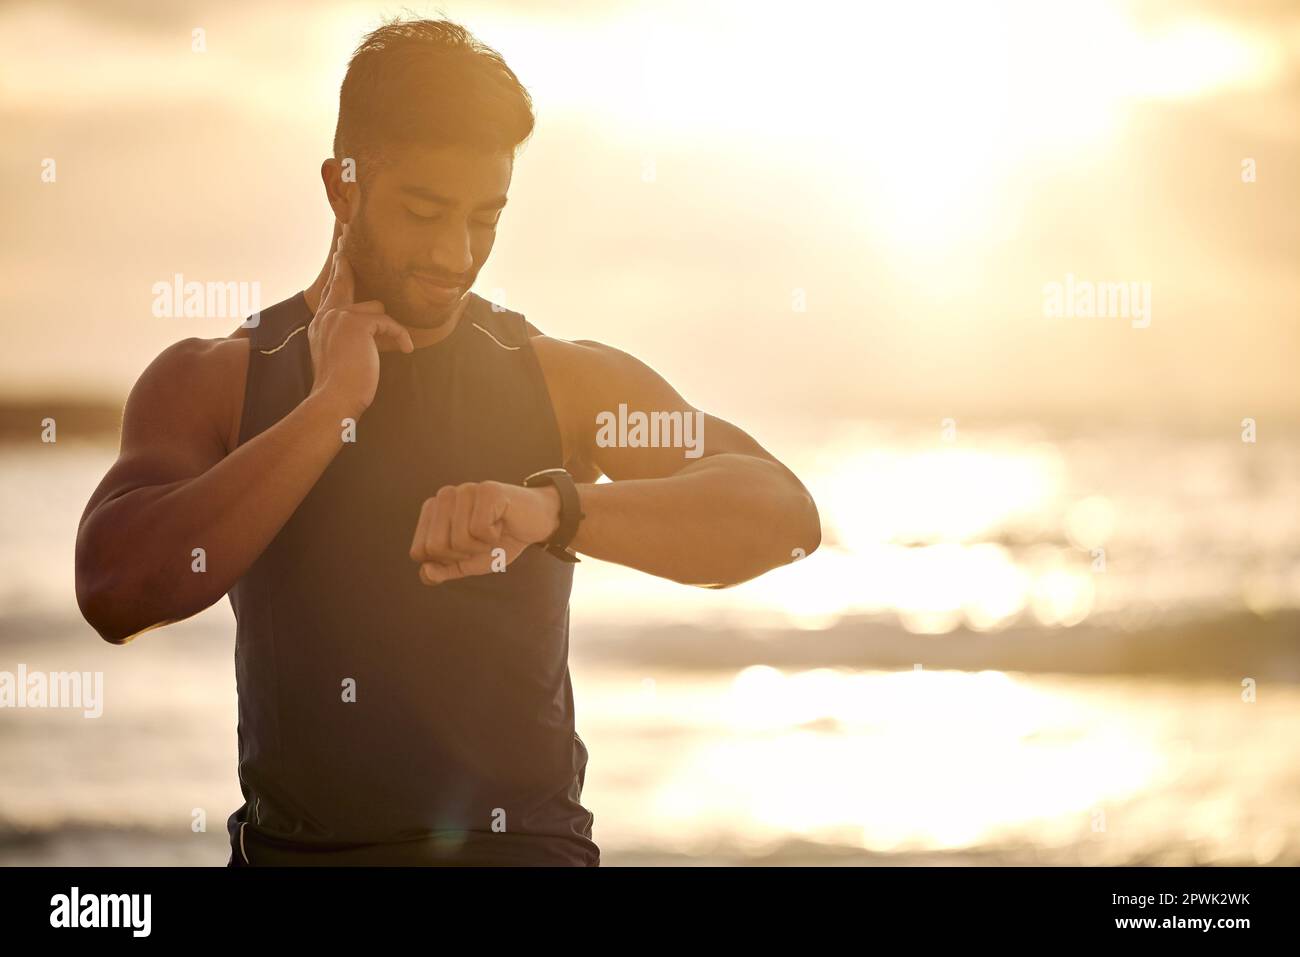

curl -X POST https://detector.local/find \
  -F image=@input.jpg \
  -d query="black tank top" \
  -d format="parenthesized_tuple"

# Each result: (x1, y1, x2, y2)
(225, 291, 597, 866)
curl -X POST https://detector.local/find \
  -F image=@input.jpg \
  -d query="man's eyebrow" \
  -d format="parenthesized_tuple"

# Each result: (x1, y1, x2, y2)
(399, 186, 509, 211)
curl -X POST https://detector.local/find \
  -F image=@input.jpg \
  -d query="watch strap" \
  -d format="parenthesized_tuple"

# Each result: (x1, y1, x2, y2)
(522, 468, 584, 563)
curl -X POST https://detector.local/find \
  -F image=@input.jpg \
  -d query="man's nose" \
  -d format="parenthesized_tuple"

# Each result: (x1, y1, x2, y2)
(426, 222, 473, 277)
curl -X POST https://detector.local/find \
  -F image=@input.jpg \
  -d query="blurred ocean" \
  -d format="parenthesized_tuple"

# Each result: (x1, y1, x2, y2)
(1, 421, 1298, 865)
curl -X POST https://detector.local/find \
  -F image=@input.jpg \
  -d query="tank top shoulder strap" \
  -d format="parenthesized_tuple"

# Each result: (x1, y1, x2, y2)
(236, 291, 313, 447)
(245, 291, 312, 354)
(466, 293, 546, 346)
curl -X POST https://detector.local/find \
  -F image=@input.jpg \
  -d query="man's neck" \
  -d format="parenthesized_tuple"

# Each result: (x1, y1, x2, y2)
(301, 232, 337, 316)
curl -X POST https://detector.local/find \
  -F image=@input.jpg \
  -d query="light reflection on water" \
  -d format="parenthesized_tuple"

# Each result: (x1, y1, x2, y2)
(0, 596, 1296, 864)
(569, 425, 1300, 634)
(574, 664, 1300, 864)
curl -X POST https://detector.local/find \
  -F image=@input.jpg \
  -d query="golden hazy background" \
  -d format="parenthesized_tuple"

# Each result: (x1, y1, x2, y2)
(2, 0, 1297, 425)
(1, 0, 1298, 865)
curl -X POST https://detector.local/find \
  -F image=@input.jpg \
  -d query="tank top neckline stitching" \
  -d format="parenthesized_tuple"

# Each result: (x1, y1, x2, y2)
(264, 291, 491, 359)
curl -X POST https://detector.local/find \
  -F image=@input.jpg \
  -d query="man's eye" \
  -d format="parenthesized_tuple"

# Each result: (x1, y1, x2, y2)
(473, 217, 500, 229)
(406, 207, 440, 221)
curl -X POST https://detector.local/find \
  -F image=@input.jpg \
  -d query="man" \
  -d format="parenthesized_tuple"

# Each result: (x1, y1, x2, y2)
(74, 17, 820, 866)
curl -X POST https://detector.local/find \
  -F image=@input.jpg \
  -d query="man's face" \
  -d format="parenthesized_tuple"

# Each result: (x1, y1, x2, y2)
(343, 143, 513, 329)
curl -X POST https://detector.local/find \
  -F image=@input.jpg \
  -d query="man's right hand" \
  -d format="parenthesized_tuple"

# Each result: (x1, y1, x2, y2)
(307, 226, 414, 420)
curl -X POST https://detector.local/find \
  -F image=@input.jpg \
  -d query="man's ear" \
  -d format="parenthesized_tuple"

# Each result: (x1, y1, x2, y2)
(321, 157, 361, 224)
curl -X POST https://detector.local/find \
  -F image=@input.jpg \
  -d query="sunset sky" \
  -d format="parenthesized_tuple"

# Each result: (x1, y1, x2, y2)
(2, 0, 1297, 432)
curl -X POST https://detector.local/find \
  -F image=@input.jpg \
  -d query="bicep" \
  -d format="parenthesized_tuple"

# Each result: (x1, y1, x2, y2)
(570, 340, 786, 482)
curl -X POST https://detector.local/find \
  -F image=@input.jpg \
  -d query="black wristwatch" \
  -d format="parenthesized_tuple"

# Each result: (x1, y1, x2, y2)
(522, 468, 585, 563)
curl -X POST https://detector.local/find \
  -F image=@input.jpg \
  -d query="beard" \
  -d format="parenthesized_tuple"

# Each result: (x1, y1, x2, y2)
(342, 212, 471, 330)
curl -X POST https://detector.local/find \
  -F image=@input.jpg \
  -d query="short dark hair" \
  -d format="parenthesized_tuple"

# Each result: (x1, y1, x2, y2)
(333, 17, 534, 172)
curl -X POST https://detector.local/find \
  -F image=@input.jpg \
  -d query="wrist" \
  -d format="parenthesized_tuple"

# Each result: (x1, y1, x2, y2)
(520, 468, 584, 562)
(307, 384, 364, 424)
(533, 485, 562, 544)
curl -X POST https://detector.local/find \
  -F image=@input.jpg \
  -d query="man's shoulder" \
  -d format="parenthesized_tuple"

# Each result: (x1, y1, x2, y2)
(128, 335, 250, 451)
(136, 289, 310, 435)
(530, 335, 633, 375)
(145, 334, 249, 384)
(531, 335, 665, 403)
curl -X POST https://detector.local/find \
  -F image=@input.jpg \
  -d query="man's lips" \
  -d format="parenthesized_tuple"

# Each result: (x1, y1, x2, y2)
(410, 271, 463, 302)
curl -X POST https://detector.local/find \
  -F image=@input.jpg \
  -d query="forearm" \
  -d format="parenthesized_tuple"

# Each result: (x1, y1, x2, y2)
(571, 453, 821, 586)
(76, 392, 352, 642)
